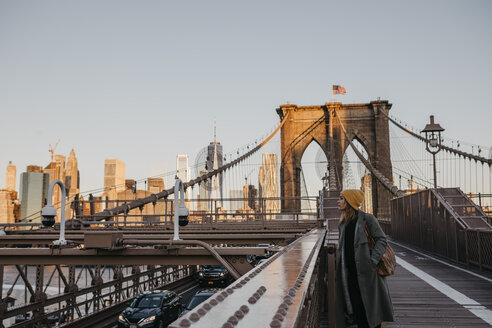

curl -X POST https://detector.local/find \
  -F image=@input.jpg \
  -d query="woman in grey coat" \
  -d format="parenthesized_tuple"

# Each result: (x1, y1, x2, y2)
(335, 189, 394, 328)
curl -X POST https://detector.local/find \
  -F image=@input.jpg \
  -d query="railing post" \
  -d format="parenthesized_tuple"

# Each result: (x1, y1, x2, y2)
(0, 264, 3, 303)
(214, 200, 218, 224)
(123, 203, 128, 227)
(429, 191, 435, 252)
(67, 265, 76, 321)
(33, 265, 45, 328)
(326, 244, 336, 328)
(92, 265, 102, 312)
(477, 231, 482, 271)
(444, 201, 450, 258)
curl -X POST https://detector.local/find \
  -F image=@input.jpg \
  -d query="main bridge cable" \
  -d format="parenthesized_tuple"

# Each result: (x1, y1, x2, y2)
(334, 108, 406, 197)
(93, 113, 290, 221)
(381, 110, 492, 166)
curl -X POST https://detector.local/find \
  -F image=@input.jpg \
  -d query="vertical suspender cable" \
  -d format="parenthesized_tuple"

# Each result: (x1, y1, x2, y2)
(459, 156, 461, 192)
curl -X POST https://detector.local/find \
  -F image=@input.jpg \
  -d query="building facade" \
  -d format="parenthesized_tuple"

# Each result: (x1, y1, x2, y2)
(176, 154, 191, 201)
(229, 189, 243, 212)
(5, 161, 16, 192)
(207, 142, 223, 203)
(258, 153, 280, 219)
(19, 170, 50, 223)
(104, 159, 126, 200)
(0, 190, 15, 224)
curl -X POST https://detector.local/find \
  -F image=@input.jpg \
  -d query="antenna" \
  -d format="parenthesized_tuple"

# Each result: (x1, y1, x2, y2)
(214, 118, 216, 143)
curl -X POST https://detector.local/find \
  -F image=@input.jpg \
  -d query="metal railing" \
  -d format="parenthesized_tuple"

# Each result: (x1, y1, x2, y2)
(391, 189, 492, 272)
(169, 229, 329, 328)
(12, 196, 317, 230)
(1, 264, 195, 328)
(467, 193, 492, 225)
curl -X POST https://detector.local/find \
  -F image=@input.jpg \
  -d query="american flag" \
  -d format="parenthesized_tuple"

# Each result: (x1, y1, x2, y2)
(332, 85, 346, 95)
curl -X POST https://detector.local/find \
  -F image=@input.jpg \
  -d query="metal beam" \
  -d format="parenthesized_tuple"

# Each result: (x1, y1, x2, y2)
(0, 233, 298, 246)
(0, 247, 265, 266)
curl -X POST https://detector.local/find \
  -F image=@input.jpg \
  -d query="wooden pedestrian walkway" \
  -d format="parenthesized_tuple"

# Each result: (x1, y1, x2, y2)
(320, 240, 492, 327)
(386, 240, 492, 327)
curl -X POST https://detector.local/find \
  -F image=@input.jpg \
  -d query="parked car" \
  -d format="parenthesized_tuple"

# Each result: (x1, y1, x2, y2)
(197, 265, 232, 287)
(181, 288, 222, 316)
(118, 290, 182, 328)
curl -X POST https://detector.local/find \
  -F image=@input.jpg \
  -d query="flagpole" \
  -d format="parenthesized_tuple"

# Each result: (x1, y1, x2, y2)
(331, 80, 335, 103)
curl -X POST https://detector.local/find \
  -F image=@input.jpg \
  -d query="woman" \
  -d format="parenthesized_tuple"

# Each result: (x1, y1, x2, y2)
(335, 189, 394, 328)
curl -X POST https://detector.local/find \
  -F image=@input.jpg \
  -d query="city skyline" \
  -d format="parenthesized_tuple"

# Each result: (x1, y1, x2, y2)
(1, 1, 491, 196)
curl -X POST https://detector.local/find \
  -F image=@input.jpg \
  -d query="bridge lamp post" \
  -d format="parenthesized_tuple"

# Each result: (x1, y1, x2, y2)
(421, 115, 445, 189)
(174, 178, 189, 241)
(41, 180, 67, 246)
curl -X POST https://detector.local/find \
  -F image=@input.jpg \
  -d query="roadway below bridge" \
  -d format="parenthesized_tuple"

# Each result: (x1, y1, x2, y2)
(3, 225, 492, 327)
(107, 283, 203, 328)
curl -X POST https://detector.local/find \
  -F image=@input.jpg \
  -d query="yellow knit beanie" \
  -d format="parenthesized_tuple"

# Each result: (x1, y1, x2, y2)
(341, 189, 364, 210)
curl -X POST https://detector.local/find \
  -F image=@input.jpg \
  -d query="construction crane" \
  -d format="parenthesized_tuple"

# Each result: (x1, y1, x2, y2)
(49, 139, 60, 166)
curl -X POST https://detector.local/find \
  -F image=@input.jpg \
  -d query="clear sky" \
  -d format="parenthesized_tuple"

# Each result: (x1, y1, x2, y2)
(1, 0, 491, 195)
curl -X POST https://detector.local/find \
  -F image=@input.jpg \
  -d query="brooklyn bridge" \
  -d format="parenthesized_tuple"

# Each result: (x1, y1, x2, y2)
(1, 101, 491, 327)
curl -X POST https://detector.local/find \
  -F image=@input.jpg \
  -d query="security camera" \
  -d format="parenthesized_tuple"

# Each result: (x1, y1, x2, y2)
(41, 205, 57, 227)
(177, 205, 189, 227)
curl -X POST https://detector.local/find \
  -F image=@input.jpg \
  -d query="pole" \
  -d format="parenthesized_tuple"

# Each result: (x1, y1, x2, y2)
(44, 180, 67, 246)
(173, 179, 188, 241)
(433, 153, 437, 189)
(174, 179, 183, 241)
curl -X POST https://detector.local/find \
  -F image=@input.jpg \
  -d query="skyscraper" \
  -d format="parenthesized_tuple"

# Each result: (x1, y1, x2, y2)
(19, 169, 50, 223)
(5, 161, 16, 192)
(64, 149, 80, 219)
(0, 189, 15, 224)
(147, 178, 165, 194)
(44, 154, 66, 217)
(229, 190, 243, 212)
(104, 159, 126, 200)
(258, 153, 280, 219)
(65, 149, 79, 197)
(361, 173, 372, 214)
(198, 170, 209, 210)
(176, 155, 191, 200)
(206, 136, 223, 203)
(242, 179, 257, 211)
(2, 163, 19, 223)
(147, 178, 168, 221)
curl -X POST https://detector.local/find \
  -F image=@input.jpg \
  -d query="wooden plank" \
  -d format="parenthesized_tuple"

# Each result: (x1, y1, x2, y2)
(386, 242, 492, 327)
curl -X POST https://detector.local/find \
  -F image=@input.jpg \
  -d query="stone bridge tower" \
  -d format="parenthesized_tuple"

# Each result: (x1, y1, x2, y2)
(277, 100, 393, 218)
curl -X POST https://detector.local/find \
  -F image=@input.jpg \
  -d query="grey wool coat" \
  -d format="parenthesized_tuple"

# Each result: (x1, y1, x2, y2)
(335, 210, 394, 328)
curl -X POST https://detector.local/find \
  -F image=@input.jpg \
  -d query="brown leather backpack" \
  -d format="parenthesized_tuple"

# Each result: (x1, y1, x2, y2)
(365, 225, 396, 276)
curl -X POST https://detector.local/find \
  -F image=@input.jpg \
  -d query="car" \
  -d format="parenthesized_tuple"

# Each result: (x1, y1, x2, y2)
(181, 288, 222, 316)
(249, 243, 274, 265)
(257, 243, 273, 257)
(118, 290, 182, 328)
(255, 258, 268, 266)
(197, 265, 232, 287)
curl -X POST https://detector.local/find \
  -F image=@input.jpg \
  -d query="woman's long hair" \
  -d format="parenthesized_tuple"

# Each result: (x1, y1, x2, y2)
(339, 204, 358, 225)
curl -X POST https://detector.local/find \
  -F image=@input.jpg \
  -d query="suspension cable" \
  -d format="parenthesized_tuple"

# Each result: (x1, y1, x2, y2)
(93, 112, 290, 220)
(381, 110, 492, 166)
(334, 109, 405, 197)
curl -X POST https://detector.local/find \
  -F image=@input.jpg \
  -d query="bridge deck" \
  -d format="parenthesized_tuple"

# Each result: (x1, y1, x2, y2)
(386, 241, 492, 327)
